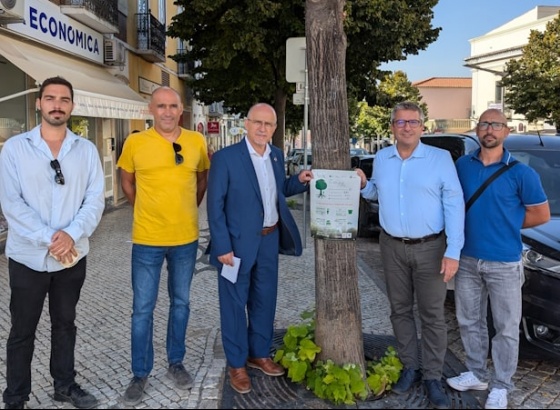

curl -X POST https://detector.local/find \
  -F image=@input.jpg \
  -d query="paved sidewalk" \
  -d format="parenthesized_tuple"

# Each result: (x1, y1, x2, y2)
(0, 194, 558, 409)
(0, 195, 393, 409)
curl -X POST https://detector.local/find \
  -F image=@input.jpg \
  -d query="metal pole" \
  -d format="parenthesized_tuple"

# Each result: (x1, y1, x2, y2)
(302, 53, 309, 248)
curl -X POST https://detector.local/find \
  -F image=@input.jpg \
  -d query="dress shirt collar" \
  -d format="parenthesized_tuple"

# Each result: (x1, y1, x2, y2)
(389, 141, 428, 160)
(244, 137, 271, 159)
(27, 125, 80, 152)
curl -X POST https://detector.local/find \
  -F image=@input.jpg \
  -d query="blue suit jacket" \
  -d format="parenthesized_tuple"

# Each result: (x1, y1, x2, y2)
(207, 140, 308, 273)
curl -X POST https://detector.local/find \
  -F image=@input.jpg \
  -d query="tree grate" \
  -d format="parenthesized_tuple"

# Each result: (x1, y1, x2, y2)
(219, 331, 484, 409)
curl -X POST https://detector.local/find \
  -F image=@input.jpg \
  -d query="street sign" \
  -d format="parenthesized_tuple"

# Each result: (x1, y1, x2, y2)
(207, 121, 220, 134)
(229, 127, 245, 135)
(293, 93, 305, 105)
(286, 37, 306, 83)
(296, 82, 305, 93)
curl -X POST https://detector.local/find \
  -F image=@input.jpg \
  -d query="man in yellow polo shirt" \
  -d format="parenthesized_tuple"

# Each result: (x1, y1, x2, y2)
(117, 86, 210, 406)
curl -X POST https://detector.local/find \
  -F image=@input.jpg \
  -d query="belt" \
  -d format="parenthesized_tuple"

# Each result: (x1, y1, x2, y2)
(261, 223, 278, 236)
(383, 230, 443, 245)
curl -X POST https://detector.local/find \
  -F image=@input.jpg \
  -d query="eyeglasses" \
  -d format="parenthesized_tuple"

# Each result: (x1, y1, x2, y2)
(246, 118, 276, 130)
(173, 142, 184, 165)
(477, 121, 507, 131)
(50, 159, 65, 185)
(393, 119, 422, 129)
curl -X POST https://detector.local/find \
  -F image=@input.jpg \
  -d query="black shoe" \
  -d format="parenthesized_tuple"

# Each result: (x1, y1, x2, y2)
(392, 368, 421, 394)
(424, 379, 451, 409)
(122, 376, 148, 407)
(167, 363, 194, 390)
(53, 383, 98, 409)
(4, 402, 24, 409)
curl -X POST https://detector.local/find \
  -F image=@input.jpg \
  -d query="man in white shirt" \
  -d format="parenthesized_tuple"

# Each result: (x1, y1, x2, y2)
(0, 76, 105, 409)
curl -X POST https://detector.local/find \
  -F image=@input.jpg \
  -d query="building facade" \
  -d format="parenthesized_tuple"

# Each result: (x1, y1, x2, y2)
(0, 0, 221, 198)
(0, 0, 217, 241)
(412, 77, 473, 133)
(466, 5, 560, 133)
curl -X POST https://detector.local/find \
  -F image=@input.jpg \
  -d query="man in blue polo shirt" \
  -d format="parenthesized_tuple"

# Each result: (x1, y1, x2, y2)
(446, 109, 550, 410)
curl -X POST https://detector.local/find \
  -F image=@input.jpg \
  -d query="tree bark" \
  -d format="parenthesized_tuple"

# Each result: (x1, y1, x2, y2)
(306, 0, 366, 373)
(272, 89, 288, 151)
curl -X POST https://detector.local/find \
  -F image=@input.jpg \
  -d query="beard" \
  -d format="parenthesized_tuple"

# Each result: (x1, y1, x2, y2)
(42, 111, 69, 127)
(480, 134, 501, 149)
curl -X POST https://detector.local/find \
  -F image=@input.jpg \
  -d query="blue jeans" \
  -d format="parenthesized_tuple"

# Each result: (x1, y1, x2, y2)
(130, 242, 197, 377)
(454, 256, 523, 391)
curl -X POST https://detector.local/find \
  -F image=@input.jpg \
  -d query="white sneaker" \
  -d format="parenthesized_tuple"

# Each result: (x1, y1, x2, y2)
(447, 371, 488, 391)
(485, 388, 508, 409)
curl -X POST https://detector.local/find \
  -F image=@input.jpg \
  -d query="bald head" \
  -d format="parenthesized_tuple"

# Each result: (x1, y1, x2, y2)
(247, 103, 277, 123)
(479, 109, 507, 124)
(149, 87, 184, 137)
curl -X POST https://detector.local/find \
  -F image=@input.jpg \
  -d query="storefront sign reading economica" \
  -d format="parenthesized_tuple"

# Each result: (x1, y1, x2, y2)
(309, 169, 361, 240)
(9, 0, 104, 64)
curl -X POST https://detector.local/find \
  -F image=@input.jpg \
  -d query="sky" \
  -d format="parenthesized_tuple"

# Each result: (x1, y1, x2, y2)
(381, 0, 557, 82)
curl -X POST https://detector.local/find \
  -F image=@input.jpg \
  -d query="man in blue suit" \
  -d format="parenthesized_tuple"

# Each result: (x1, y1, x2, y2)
(207, 103, 313, 394)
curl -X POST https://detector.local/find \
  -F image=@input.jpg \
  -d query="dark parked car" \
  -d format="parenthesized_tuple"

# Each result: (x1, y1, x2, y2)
(354, 155, 378, 238)
(357, 132, 560, 358)
(506, 135, 560, 358)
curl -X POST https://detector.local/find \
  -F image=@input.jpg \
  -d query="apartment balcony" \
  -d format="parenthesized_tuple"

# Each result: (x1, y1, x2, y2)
(136, 12, 166, 63)
(175, 49, 195, 79)
(60, 0, 118, 34)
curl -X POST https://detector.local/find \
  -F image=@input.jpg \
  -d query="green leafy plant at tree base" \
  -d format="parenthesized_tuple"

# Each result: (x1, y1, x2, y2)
(286, 199, 298, 209)
(274, 310, 403, 405)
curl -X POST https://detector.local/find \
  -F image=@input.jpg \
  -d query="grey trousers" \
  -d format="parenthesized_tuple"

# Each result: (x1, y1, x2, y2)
(379, 231, 447, 380)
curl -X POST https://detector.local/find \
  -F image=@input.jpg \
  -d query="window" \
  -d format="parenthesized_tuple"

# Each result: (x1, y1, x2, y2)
(495, 83, 503, 103)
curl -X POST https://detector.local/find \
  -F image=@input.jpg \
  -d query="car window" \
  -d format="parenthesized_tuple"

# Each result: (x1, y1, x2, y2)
(421, 136, 469, 162)
(302, 154, 312, 165)
(293, 153, 312, 165)
(357, 157, 374, 180)
(511, 149, 560, 215)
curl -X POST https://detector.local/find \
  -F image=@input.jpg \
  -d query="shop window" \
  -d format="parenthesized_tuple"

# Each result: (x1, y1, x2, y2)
(0, 58, 27, 148)
(69, 116, 96, 144)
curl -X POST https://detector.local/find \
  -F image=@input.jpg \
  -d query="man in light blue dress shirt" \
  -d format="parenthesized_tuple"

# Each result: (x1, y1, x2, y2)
(0, 77, 105, 410)
(356, 101, 464, 410)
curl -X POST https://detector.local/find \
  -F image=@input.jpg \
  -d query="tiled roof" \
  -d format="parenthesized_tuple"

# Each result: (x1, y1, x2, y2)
(412, 77, 472, 88)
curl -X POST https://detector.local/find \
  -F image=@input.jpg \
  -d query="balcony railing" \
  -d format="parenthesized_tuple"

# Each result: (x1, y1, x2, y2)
(136, 12, 166, 63)
(176, 49, 195, 78)
(60, 0, 118, 34)
(430, 119, 476, 133)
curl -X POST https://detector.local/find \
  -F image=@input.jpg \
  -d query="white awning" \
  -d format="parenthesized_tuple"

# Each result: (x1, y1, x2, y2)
(0, 35, 151, 120)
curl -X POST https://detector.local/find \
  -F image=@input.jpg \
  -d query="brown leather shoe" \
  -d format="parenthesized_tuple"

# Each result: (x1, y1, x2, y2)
(247, 357, 285, 376)
(229, 367, 251, 394)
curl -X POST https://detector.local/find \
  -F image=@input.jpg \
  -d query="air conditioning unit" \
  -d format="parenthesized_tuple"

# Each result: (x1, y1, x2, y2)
(0, 0, 25, 24)
(104, 38, 126, 66)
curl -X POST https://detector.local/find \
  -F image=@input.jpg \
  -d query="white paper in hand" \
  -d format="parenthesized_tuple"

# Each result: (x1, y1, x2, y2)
(49, 248, 80, 269)
(221, 256, 241, 284)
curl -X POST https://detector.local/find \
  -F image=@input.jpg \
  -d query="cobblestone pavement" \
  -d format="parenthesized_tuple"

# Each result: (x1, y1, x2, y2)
(356, 236, 560, 409)
(0, 194, 558, 409)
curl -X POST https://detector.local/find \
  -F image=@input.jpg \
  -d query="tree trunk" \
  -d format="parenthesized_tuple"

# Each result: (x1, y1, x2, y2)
(306, 0, 366, 373)
(272, 89, 288, 151)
